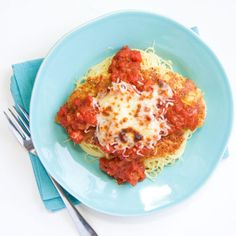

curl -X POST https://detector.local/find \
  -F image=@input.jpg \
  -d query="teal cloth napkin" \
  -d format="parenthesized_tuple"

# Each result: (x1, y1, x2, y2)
(9, 27, 228, 212)
(10, 59, 79, 211)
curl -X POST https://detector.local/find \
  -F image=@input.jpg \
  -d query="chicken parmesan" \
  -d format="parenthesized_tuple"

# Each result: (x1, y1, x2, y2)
(56, 46, 206, 186)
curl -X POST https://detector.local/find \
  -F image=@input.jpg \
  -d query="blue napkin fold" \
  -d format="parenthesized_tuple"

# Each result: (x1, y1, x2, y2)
(10, 26, 228, 212)
(10, 59, 79, 212)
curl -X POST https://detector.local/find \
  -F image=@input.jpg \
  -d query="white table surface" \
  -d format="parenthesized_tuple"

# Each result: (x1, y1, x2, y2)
(0, 0, 235, 235)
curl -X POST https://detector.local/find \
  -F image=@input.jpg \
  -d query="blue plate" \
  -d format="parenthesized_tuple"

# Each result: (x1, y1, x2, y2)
(30, 11, 233, 216)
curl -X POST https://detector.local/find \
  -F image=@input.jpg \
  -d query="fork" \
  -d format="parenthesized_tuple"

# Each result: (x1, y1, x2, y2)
(4, 104, 98, 236)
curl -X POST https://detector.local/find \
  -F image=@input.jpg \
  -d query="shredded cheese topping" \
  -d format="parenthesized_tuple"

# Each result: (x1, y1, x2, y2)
(95, 80, 174, 152)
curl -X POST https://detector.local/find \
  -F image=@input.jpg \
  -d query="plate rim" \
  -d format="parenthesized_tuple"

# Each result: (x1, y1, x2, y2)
(29, 10, 234, 216)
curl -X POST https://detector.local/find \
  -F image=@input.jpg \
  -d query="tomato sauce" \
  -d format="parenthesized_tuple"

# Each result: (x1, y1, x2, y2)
(166, 95, 199, 133)
(99, 157, 145, 186)
(57, 96, 97, 144)
(109, 46, 153, 91)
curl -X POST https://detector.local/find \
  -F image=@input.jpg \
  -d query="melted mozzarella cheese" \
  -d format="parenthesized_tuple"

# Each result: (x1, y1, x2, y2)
(95, 81, 173, 151)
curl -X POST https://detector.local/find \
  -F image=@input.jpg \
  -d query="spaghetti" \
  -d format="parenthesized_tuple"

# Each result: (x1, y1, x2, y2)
(56, 46, 206, 186)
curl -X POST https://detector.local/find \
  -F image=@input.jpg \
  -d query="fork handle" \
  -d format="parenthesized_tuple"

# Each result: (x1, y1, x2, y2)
(49, 175, 98, 236)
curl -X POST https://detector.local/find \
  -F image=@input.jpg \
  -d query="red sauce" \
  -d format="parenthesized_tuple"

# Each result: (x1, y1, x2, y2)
(57, 96, 97, 144)
(108, 46, 147, 91)
(166, 95, 199, 133)
(100, 157, 145, 186)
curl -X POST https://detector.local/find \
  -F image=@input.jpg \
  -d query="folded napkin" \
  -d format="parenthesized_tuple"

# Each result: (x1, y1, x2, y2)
(11, 59, 79, 211)
(10, 27, 228, 212)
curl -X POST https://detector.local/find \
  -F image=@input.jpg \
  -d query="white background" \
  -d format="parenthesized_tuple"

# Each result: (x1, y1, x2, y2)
(0, 0, 235, 236)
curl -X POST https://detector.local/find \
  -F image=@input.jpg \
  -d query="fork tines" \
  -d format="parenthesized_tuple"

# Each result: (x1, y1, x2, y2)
(4, 105, 30, 141)
(17, 104, 30, 122)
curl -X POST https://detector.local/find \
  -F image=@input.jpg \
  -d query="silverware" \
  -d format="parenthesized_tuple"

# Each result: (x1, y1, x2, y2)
(4, 104, 98, 236)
